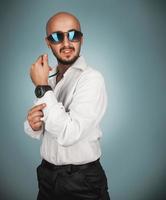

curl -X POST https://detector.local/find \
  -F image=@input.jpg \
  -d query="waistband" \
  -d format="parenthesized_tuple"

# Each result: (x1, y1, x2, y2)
(41, 159, 100, 172)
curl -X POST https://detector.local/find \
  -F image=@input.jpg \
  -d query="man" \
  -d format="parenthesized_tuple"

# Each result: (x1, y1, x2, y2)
(24, 12, 110, 200)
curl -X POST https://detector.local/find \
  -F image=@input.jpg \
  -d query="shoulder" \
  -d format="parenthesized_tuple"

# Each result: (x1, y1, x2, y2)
(76, 66, 106, 90)
(79, 66, 105, 84)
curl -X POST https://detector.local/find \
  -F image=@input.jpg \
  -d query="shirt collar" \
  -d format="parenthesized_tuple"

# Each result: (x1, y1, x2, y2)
(70, 55, 88, 71)
(49, 55, 88, 78)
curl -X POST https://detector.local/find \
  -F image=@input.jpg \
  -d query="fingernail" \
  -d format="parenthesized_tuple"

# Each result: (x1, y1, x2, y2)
(40, 117, 44, 121)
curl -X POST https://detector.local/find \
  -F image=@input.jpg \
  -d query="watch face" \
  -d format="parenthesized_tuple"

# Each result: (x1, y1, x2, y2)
(37, 87, 43, 97)
(35, 85, 52, 98)
(35, 86, 44, 98)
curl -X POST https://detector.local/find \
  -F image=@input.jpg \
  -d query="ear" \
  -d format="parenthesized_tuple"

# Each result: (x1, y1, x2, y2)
(81, 36, 83, 45)
(45, 37, 51, 48)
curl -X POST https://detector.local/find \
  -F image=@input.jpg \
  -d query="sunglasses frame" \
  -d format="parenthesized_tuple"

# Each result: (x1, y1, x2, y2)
(47, 29, 83, 44)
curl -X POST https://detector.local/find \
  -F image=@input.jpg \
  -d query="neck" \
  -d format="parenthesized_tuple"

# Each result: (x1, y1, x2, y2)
(57, 63, 71, 76)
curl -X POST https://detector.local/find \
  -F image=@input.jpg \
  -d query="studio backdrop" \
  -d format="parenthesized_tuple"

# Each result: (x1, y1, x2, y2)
(0, 0, 165, 200)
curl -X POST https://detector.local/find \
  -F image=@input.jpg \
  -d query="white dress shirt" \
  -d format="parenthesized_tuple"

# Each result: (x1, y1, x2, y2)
(24, 56, 107, 165)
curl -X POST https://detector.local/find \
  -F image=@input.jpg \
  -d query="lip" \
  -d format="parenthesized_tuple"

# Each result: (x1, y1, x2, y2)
(62, 49, 73, 54)
(60, 47, 74, 54)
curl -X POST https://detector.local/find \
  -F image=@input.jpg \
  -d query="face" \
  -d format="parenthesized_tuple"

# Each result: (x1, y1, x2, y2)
(46, 15, 83, 65)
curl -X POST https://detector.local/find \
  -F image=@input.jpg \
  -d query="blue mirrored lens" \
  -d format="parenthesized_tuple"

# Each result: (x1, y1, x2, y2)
(68, 31, 75, 41)
(52, 33, 59, 42)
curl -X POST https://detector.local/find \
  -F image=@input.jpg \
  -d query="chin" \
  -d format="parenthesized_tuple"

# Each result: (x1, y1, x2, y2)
(58, 55, 79, 65)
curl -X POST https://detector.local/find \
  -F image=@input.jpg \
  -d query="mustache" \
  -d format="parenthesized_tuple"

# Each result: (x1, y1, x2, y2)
(60, 46, 75, 52)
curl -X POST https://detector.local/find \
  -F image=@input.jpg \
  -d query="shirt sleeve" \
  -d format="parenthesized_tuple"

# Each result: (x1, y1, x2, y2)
(35, 70, 107, 146)
(24, 69, 57, 140)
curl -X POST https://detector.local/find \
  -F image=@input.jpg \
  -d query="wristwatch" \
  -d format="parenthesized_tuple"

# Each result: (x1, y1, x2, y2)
(35, 85, 52, 98)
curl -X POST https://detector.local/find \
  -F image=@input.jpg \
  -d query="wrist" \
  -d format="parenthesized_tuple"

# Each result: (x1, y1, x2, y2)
(35, 81, 48, 86)
(35, 85, 52, 98)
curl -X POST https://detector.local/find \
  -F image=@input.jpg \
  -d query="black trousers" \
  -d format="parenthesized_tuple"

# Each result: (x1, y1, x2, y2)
(36, 159, 110, 200)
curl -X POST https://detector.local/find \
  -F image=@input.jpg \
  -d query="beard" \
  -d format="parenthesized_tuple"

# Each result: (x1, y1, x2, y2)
(52, 45, 81, 65)
(56, 53, 79, 65)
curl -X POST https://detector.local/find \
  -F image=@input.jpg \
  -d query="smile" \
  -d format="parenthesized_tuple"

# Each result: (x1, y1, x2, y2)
(63, 49, 72, 53)
(60, 46, 75, 53)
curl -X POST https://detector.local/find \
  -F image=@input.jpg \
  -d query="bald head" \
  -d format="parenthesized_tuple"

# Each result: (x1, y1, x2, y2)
(46, 12, 81, 36)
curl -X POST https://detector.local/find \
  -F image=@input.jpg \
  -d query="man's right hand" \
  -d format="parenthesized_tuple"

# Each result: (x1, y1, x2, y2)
(27, 103, 46, 131)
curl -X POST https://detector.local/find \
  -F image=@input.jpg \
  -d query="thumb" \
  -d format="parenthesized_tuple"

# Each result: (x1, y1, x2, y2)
(43, 54, 49, 68)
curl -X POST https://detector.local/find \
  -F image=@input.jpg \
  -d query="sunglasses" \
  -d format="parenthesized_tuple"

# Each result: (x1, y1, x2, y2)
(47, 29, 83, 44)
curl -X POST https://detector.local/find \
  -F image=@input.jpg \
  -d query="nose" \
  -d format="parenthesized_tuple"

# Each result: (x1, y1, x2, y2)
(62, 34, 70, 47)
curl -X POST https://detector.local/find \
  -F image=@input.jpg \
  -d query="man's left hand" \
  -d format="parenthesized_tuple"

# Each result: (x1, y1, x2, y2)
(30, 54, 50, 86)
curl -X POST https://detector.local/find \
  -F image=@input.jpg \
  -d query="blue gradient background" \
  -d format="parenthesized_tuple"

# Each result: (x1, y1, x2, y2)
(0, 0, 165, 199)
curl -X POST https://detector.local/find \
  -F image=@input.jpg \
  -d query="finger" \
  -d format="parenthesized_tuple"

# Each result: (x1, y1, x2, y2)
(31, 111, 44, 118)
(32, 116, 43, 124)
(30, 64, 35, 76)
(29, 106, 45, 118)
(32, 121, 43, 131)
(29, 66, 34, 78)
(28, 111, 44, 121)
(28, 113, 43, 125)
(36, 55, 43, 65)
(43, 54, 49, 68)
(28, 114, 40, 124)
(29, 104, 46, 114)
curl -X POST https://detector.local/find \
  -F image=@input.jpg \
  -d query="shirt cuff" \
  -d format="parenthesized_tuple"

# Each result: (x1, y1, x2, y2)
(35, 90, 58, 121)
(24, 120, 43, 139)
